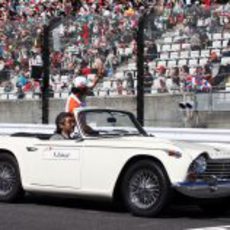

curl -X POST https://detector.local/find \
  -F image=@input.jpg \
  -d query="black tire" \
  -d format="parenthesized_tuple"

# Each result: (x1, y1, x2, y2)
(121, 160, 170, 217)
(0, 153, 23, 202)
(198, 198, 230, 216)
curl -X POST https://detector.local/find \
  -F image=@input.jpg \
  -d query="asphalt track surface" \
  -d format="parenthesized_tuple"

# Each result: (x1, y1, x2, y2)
(0, 195, 230, 230)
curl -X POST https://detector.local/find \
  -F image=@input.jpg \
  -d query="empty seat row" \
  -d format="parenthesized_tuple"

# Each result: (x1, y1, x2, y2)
(158, 43, 190, 52)
(159, 48, 222, 60)
(161, 32, 230, 46)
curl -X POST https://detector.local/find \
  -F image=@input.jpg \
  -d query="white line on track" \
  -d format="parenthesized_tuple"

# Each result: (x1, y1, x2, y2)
(186, 226, 230, 230)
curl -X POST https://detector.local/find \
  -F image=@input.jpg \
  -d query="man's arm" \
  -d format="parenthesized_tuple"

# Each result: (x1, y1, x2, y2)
(89, 66, 104, 89)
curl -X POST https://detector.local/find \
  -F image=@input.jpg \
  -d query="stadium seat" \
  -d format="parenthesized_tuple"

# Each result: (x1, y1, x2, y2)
(128, 63, 136, 69)
(54, 92, 61, 99)
(157, 44, 162, 52)
(164, 37, 173, 43)
(167, 60, 177, 67)
(156, 60, 167, 67)
(115, 72, 124, 79)
(25, 93, 33, 99)
(162, 44, 171, 52)
(171, 44, 181, 51)
(221, 57, 230, 65)
(178, 59, 187, 66)
(199, 58, 208, 66)
(151, 86, 158, 94)
(180, 51, 189, 58)
(223, 39, 229, 47)
(212, 40, 222, 48)
(98, 89, 108, 97)
(170, 52, 179, 59)
(212, 33, 222, 40)
(181, 43, 190, 50)
(8, 94, 17, 100)
(188, 59, 198, 67)
(34, 94, 40, 99)
(197, 19, 205, 27)
(160, 52, 169, 60)
(190, 50, 200, 58)
(200, 49, 210, 57)
(60, 92, 69, 99)
(102, 80, 112, 90)
(148, 61, 156, 69)
(223, 33, 230, 39)
(1, 94, 8, 100)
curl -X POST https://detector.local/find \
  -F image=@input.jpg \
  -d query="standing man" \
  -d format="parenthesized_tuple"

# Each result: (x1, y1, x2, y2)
(65, 66, 103, 113)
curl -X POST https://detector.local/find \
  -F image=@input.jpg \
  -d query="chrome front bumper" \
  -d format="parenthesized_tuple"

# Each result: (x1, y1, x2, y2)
(173, 180, 230, 198)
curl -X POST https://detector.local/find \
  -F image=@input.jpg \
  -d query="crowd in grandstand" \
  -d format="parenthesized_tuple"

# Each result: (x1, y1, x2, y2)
(0, 0, 229, 98)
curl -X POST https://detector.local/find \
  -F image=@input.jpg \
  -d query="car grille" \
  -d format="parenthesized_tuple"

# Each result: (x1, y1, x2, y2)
(198, 159, 230, 180)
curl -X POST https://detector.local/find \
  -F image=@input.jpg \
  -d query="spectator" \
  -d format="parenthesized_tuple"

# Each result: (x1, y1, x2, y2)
(203, 64, 213, 84)
(145, 41, 158, 61)
(169, 67, 180, 92)
(190, 31, 202, 50)
(16, 71, 28, 88)
(143, 65, 154, 94)
(116, 78, 124, 95)
(208, 51, 221, 78)
(16, 85, 25, 99)
(181, 65, 194, 92)
(3, 80, 13, 93)
(155, 65, 168, 93)
(192, 66, 211, 92)
(126, 72, 135, 95)
(29, 49, 43, 81)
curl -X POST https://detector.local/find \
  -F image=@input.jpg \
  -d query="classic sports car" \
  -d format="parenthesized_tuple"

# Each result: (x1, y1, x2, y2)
(0, 107, 230, 217)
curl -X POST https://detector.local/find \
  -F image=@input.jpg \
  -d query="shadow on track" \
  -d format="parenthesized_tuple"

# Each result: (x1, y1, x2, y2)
(14, 193, 230, 219)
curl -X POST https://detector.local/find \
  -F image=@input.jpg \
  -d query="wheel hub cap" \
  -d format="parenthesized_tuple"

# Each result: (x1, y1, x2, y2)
(129, 169, 160, 209)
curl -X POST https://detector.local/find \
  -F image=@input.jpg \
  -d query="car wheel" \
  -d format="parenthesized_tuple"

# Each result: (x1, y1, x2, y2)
(198, 198, 230, 216)
(0, 153, 23, 202)
(121, 160, 170, 217)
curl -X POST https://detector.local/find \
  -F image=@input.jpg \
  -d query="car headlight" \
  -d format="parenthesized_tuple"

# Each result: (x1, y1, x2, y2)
(187, 154, 208, 181)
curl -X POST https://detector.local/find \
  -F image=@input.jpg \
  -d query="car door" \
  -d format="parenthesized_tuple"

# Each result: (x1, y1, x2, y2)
(27, 139, 83, 189)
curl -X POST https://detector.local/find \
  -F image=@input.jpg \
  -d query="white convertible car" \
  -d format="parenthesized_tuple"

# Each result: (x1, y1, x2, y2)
(0, 108, 230, 217)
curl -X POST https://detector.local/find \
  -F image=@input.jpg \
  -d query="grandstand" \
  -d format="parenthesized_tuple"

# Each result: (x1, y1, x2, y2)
(0, 0, 229, 100)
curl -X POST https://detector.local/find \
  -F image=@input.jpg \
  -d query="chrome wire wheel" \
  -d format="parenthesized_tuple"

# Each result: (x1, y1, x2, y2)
(121, 160, 170, 217)
(129, 169, 160, 209)
(0, 162, 16, 196)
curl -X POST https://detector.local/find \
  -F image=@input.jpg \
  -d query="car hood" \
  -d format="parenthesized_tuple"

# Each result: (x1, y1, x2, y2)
(86, 136, 227, 160)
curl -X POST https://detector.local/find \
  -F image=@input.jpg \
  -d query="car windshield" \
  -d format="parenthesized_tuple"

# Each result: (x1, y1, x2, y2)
(77, 110, 147, 138)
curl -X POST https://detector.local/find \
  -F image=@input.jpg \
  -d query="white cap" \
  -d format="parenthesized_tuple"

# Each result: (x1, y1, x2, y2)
(73, 76, 88, 88)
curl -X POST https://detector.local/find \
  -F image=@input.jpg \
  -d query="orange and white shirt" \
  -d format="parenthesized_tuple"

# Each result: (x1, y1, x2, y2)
(65, 93, 85, 113)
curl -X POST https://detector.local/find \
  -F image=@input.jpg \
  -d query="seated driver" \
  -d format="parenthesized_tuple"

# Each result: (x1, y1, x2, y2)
(50, 112, 76, 140)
